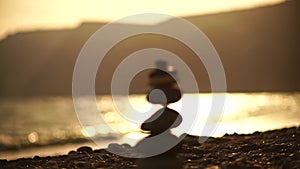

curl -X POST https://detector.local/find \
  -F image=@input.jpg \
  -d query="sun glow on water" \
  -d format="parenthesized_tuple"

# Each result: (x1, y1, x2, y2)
(95, 93, 300, 138)
(0, 92, 298, 150)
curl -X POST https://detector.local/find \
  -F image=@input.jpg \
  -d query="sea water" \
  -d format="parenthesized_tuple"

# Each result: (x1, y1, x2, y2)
(0, 92, 299, 150)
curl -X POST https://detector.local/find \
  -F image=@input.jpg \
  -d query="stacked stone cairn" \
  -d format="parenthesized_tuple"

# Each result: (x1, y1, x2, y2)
(136, 61, 183, 169)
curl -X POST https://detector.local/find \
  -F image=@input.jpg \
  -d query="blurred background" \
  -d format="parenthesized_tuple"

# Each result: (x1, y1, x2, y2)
(0, 0, 299, 159)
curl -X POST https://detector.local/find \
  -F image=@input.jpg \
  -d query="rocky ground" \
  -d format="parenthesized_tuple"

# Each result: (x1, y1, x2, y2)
(0, 127, 299, 169)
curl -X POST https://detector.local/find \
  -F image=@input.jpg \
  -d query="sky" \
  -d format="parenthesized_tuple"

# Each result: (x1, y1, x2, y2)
(0, 0, 286, 39)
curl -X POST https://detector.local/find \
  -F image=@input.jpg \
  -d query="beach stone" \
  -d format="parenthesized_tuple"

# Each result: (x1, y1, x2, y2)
(33, 155, 41, 160)
(68, 150, 77, 156)
(141, 107, 182, 134)
(121, 143, 132, 149)
(67, 160, 91, 169)
(205, 166, 221, 169)
(77, 146, 93, 153)
(46, 160, 58, 168)
(0, 159, 8, 163)
(137, 156, 183, 169)
(75, 160, 91, 168)
(147, 87, 181, 104)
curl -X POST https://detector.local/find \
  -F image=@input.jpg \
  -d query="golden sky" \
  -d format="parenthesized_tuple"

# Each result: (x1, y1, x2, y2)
(0, 0, 286, 39)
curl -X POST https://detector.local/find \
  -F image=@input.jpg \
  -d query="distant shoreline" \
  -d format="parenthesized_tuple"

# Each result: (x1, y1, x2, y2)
(1, 91, 300, 99)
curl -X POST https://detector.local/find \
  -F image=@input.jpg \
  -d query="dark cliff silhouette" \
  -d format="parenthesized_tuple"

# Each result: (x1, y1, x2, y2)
(0, 1, 299, 97)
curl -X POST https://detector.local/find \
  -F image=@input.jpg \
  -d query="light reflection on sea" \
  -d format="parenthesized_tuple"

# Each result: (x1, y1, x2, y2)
(0, 92, 299, 149)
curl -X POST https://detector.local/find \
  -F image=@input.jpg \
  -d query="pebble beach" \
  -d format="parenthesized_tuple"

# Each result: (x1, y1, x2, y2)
(1, 127, 299, 169)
